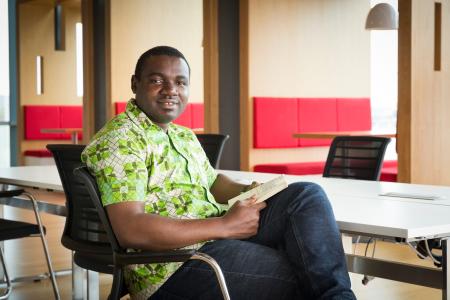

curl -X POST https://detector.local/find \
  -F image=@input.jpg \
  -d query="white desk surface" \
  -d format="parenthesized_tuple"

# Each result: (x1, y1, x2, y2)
(2, 166, 450, 241)
(220, 170, 450, 241)
(0, 165, 63, 192)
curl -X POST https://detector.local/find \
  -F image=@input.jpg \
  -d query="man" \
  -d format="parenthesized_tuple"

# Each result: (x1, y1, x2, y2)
(82, 46, 356, 300)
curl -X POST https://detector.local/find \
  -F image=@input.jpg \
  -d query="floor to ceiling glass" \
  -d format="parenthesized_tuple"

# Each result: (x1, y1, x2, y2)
(0, 1, 10, 167)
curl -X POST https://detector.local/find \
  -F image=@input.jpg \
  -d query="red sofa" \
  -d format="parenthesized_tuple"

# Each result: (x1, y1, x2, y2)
(252, 97, 397, 181)
(23, 105, 83, 158)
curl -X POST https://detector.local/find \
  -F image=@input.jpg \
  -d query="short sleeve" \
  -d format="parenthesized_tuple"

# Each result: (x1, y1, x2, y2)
(204, 156, 217, 188)
(81, 132, 149, 206)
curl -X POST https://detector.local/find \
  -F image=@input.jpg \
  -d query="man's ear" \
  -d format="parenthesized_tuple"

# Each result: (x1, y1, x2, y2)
(131, 75, 137, 94)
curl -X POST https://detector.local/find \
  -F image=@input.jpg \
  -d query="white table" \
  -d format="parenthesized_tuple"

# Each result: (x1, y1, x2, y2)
(41, 128, 83, 145)
(221, 170, 450, 299)
(2, 166, 450, 299)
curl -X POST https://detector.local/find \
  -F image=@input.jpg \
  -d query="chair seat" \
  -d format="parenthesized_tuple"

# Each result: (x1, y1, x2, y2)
(74, 252, 114, 274)
(0, 218, 43, 241)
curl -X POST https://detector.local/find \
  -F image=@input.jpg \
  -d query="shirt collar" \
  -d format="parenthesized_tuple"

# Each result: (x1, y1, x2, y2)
(125, 99, 183, 135)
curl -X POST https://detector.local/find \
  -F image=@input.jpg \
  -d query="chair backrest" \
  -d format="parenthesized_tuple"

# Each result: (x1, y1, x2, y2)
(196, 134, 230, 169)
(322, 136, 391, 181)
(46, 144, 111, 254)
(74, 166, 123, 254)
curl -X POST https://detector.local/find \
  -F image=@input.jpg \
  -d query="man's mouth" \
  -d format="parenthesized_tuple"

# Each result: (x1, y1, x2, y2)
(158, 100, 178, 109)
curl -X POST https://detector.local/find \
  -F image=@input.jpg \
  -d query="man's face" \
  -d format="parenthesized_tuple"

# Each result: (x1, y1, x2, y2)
(131, 55, 190, 130)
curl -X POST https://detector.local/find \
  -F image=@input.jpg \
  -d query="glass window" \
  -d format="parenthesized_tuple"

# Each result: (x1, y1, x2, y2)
(370, 0, 398, 159)
(0, 0, 10, 167)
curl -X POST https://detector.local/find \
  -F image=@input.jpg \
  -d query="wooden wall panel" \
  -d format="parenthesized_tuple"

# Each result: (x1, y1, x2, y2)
(18, 2, 81, 159)
(242, 0, 371, 170)
(109, 0, 204, 109)
(398, 0, 450, 185)
(19, 3, 81, 106)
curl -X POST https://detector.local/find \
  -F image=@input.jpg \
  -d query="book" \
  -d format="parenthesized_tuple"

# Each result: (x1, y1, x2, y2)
(227, 175, 288, 207)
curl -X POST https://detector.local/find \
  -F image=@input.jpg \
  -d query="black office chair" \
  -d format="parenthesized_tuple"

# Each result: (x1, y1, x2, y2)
(323, 136, 391, 181)
(196, 134, 230, 169)
(322, 136, 391, 284)
(46, 144, 121, 298)
(0, 185, 60, 299)
(74, 166, 230, 300)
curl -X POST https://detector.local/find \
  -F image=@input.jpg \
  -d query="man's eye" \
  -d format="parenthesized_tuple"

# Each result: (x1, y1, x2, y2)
(177, 81, 187, 86)
(150, 79, 163, 84)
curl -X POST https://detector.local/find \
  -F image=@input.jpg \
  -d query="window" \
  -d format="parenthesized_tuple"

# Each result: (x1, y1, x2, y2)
(76, 22, 83, 97)
(370, 0, 398, 159)
(0, 0, 10, 167)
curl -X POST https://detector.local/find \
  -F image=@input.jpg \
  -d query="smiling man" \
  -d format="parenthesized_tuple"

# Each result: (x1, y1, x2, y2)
(82, 46, 356, 300)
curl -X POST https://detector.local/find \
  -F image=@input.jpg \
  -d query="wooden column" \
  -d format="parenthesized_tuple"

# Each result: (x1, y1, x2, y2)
(203, 0, 219, 134)
(239, 0, 250, 171)
(397, 0, 450, 185)
(397, 0, 412, 183)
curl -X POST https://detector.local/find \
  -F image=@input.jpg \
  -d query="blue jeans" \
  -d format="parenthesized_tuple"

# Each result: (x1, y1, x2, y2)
(150, 182, 356, 300)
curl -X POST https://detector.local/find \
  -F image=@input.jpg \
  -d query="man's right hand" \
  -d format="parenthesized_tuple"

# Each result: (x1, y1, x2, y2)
(220, 197, 266, 239)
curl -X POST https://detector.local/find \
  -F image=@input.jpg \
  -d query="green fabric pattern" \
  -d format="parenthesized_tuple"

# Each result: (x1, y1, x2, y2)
(81, 100, 221, 299)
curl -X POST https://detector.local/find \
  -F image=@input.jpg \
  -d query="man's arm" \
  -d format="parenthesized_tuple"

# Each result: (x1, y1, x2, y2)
(210, 173, 259, 204)
(106, 197, 265, 251)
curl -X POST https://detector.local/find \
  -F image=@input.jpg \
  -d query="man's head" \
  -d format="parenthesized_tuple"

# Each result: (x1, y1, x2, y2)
(131, 46, 190, 131)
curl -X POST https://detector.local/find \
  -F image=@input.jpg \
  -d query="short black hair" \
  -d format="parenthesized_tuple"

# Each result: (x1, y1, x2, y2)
(134, 46, 190, 79)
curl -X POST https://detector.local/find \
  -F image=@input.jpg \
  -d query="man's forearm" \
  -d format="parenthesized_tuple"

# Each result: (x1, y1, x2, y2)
(115, 212, 227, 251)
(210, 173, 247, 204)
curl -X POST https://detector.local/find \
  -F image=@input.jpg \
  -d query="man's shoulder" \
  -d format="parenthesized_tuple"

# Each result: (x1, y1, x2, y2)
(170, 123, 196, 139)
(82, 114, 145, 161)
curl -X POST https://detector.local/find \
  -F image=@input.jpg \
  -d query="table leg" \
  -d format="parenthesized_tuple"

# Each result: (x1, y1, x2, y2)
(443, 238, 449, 300)
(71, 132, 79, 145)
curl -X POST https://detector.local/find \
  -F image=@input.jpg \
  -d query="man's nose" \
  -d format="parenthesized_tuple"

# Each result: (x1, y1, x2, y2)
(161, 82, 178, 96)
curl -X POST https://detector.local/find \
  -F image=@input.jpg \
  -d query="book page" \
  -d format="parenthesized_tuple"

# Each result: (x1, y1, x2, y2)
(227, 175, 288, 207)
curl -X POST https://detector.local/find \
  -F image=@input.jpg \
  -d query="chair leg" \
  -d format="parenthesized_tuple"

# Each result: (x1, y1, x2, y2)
(0, 247, 12, 300)
(191, 252, 230, 300)
(108, 268, 124, 300)
(23, 192, 60, 300)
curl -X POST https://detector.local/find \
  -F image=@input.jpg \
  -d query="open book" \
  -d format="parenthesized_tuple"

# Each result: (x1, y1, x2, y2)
(228, 175, 288, 207)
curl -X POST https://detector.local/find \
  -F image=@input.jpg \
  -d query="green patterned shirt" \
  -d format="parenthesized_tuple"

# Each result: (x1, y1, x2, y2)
(81, 100, 222, 299)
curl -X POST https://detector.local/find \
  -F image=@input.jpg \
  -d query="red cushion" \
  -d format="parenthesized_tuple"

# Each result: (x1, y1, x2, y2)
(23, 149, 53, 157)
(60, 106, 83, 140)
(24, 106, 61, 139)
(336, 98, 371, 131)
(254, 162, 325, 175)
(253, 97, 298, 148)
(115, 102, 127, 115)
(297, 98, 337, 147)
(173, 104, 192, 127)
(380, 166, 397, 182)
(382, 160, 397, 168)
(191, 103, 204, 129)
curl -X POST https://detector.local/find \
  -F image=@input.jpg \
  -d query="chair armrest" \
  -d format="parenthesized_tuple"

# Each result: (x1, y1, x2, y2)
(114, 249, 196, 265)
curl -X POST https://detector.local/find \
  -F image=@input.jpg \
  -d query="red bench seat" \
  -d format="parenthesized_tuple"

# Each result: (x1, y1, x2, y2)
(23, 105, 82, 164)
(23, 150, 53, 157)
(254, 162, 325, 175)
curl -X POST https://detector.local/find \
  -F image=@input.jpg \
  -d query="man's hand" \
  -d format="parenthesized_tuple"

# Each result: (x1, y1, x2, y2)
(220, 197, 266, 239)
(242, 181, 261, 193)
